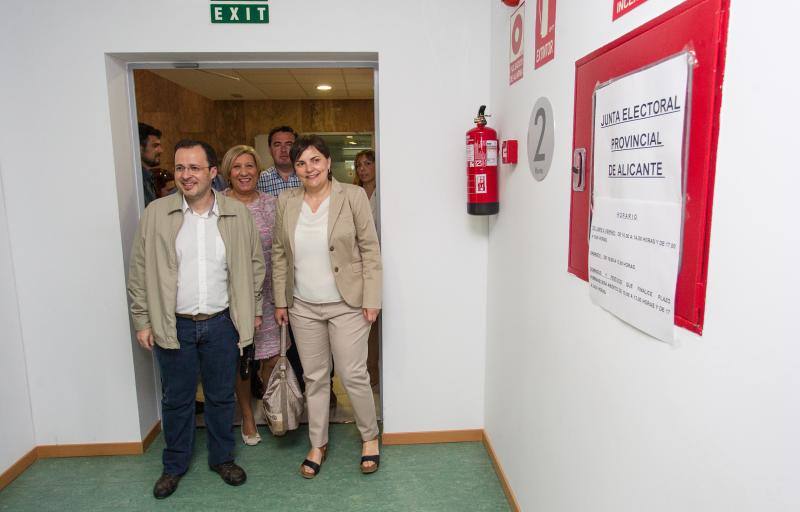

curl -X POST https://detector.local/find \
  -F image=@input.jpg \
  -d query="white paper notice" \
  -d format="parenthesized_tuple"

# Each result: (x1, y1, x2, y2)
(589, 52, 690, 342)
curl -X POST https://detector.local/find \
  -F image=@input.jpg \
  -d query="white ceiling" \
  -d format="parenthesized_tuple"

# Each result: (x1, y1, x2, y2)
(150, 67, 374, 100)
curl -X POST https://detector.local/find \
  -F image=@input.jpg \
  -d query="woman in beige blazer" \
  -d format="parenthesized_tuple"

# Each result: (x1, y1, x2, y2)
(272, 135, 382, 478)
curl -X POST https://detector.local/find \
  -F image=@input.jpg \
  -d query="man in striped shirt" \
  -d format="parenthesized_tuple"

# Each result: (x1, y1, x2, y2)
(256, 125, 300, 196)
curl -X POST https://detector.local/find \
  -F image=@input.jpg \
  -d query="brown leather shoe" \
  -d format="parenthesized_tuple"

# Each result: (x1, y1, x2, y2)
(153, 473, 182, 499)
(209, 461, 247, 486)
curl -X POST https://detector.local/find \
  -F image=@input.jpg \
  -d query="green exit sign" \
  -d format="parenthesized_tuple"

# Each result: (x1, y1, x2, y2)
(210, 3, 269, 24)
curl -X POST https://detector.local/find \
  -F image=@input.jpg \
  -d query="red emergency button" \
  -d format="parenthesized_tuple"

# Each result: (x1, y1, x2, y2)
(502, 140, 518, 164)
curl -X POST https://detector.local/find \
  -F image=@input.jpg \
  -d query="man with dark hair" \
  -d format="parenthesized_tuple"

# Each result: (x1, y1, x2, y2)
(128, 139, 265, 499)
(138, 122, 163, 206)
(256, 125, 300, 196)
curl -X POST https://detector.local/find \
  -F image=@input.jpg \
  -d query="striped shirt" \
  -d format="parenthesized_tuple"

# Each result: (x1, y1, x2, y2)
(257, 166, 301, 196)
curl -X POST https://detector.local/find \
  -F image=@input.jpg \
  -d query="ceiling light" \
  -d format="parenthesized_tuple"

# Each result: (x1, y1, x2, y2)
(348, 141, 358, 145)
(346, 135, 354, 139)
(316, 84, 333, 91)
(199, 70, 241, 81)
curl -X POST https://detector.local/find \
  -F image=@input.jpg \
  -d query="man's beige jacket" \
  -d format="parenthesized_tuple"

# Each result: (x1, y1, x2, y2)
(272, 179, 382, 310)
(127, 191, 266, 350)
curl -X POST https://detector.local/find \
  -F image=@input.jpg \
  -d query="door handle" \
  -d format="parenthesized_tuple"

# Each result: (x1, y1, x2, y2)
(572, 148, 585, 192)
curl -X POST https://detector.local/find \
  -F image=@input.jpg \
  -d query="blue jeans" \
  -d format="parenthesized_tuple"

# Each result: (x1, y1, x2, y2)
(155, 310, 239, 476)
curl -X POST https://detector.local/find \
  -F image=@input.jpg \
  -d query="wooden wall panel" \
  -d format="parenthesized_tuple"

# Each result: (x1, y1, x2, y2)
(134, 70, 228, 171)
(213, 101, 247, 157)
(134, 70, 374, 172)
(303, 100, 374, 133)
(243, 100, 304, 143)
(243, 99, 374, 144)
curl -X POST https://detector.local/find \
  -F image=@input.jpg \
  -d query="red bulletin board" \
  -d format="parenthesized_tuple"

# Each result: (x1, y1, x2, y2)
(568, 0, 729, 334)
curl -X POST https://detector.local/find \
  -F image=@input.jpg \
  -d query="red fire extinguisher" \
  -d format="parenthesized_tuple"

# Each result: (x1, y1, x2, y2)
(466, 105, 499, 215)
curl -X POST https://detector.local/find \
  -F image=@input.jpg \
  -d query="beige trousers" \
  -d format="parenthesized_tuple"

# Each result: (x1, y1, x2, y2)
(289, 298, 379, 447)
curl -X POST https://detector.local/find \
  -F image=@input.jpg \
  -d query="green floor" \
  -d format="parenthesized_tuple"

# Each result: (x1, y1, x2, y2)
(0, 424, 510, 511)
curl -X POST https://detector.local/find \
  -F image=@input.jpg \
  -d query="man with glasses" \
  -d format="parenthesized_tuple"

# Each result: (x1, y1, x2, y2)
(257, 125, 300, 196)
(128, 139, 265, 499)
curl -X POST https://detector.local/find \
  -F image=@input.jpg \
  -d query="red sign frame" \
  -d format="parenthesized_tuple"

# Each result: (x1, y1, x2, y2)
(568, 0, 730, 334)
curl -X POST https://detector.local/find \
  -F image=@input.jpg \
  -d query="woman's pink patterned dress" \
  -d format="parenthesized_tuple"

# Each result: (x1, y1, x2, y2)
(240, 191, 281, 360)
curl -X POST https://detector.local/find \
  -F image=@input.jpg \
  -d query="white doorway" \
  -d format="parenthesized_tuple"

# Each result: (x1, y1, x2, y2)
(106, 52, 381, 438)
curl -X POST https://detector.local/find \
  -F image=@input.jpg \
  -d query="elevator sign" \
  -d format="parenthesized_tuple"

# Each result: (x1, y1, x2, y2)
(211, 2, 269, 23)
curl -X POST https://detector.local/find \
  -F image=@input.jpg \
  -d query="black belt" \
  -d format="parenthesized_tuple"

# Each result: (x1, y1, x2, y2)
(175, 309, 227, 321)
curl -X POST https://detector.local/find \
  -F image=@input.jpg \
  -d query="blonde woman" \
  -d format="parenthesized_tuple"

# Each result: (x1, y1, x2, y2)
(220, 145, 282, 446)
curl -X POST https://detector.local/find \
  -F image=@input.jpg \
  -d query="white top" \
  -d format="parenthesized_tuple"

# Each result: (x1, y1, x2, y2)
(368, 191, 379, 237)
(293, 197, 342, 303)
(175, 196, 229, 315)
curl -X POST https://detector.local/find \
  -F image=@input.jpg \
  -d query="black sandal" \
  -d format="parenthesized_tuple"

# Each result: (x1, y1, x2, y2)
(360, 454, 380, 474)
(300, 445, 327, 479)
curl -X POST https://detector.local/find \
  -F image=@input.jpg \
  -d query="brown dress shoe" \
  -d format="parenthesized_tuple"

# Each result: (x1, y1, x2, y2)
(209, 461, 247, 486)
(153, 473, 182, 499)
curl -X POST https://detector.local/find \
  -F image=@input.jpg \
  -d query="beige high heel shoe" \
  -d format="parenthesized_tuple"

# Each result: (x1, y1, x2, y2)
(241, 424, 262, 446)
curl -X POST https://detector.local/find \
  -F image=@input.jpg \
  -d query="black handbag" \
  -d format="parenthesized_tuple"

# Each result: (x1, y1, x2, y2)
(239, 343, 255, 380)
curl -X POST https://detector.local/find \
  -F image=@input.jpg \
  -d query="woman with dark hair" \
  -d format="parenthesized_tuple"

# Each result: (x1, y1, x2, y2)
(354, 149, 380, 389)
(354, 149, 378, 223)
(272, 135, 382, 478)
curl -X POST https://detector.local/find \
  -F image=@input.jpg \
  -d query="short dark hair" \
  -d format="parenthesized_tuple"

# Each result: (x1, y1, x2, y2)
(174, 139, 218, 168)
(268, 125, 297, 146)
(138, 122, 161, 147)
(290, 135, 331, 164)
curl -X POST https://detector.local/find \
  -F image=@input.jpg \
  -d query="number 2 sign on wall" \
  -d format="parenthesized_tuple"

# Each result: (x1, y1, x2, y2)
(527, 96, 554, 181)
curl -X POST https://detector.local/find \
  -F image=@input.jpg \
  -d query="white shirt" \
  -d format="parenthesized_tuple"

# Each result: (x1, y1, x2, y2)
(293, 197, 342, 304)
(368, 191, 379, 237)
(175, 196, 229, 315)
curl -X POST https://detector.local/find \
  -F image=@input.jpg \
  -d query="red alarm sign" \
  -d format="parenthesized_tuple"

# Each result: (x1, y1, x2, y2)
(509, 3, 525, 85)
(612, 0, 647, 20)
(534, 0, 556, 69)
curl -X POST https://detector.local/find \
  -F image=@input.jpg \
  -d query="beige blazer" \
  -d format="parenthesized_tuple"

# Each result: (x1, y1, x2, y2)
(272, 178, 382, 309)
(128, 191, 265, 350)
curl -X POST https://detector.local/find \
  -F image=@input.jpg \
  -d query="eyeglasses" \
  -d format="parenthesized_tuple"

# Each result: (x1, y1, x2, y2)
(174, 165, 210, 175)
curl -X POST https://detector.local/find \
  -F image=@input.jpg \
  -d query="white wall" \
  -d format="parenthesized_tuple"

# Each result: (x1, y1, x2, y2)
(485, 2, 800, 511)
(0, 170, 36, 471)
(0, 0, 490, 459)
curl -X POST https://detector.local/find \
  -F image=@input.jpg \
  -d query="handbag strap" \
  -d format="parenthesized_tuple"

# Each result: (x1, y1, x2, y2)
(279, 323, 290, 429)
(281, 372, 290, 429)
